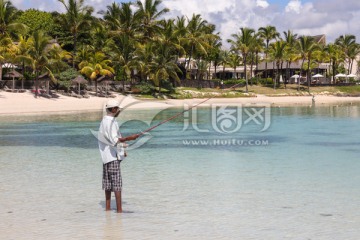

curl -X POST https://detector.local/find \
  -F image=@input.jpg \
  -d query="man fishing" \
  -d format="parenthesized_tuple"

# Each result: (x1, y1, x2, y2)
(98, 99, 140, 213)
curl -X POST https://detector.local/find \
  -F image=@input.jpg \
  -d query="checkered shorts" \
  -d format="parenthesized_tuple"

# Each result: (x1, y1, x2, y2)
(102, 160, 122, 192)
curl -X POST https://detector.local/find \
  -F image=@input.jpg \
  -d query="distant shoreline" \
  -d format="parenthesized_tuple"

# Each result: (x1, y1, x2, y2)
(1, 91, 360, 117)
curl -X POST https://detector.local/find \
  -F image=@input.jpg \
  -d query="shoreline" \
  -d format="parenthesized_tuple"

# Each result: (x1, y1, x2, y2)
(1, 91, 360, 116)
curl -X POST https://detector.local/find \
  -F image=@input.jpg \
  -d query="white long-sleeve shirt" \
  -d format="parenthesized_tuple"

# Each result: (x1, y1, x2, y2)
(98, 115, 125, 164)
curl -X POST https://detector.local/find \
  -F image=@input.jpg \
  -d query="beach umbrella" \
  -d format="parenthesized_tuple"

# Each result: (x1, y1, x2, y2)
(72, 75, 88, 94)
(335, 73, 347, 78)
(101, 80, 113, 93)
(312, 73, 324, 78)
(290, 74, 300, 83)
(4, 70, 23, 91)
(347, 74, 357, 78)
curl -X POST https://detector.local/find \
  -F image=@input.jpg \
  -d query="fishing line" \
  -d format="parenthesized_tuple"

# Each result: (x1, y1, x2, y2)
(139, 97, 212, 135)
(138, 80, 248, 135)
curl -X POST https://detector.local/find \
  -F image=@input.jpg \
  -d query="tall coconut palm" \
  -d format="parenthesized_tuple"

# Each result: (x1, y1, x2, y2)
(228, 27, 255, 92)
(258, 25, 279, 78)
(79, 51, 114, 95)
(269, 40, 287, 89)
(335, 34, 356, 74)
(297, 36, 319, 91)
(181, 14, 212, 71)
(228, 53, 241, 79)
(108, 34, 136, 92)
(149, 44, 181, 93)
(133, 42, 155, 82)
(28, 30, 53, 97)
(347, 43, 360, 75)
(282, 30, 298, 81)
(0, 0, 27, 39)
(57, 0, 94, 68)
(103, 2, 140, 39)
(0, 36, 14, 81)
(205, 35, 222, 80)
(135, 0, 169, 42)
(325, 43, 345, 84)
(219, 49, 230, 80)
(156, 19, 184, 57)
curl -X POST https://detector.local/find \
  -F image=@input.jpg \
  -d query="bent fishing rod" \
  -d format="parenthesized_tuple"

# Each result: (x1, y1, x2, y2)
(137, 81, 244, 136)
(139, 97, 212, 135)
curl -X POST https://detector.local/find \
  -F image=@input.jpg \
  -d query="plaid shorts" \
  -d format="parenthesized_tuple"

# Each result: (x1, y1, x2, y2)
(102, 160, 122, 192)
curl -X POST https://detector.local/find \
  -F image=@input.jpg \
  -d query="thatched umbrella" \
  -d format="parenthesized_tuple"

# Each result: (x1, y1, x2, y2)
(38, 72, 53, 95)
(4, 70, 23, 91)
(72, 75, 88, 94)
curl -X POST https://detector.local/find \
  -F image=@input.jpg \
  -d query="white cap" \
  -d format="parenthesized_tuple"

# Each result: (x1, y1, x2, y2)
(105, 99, 122, 109)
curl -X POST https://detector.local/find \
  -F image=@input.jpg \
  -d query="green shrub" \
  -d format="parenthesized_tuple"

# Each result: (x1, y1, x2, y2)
(55, 68, 80, 91)
(259, 78, 273, 85)
(134, 82, 155, 94)
(223, 79, 246, 86)
(160, 80, 175, 93)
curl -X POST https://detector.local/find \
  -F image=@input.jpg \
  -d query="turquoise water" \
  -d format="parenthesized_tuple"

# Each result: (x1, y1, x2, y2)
(1, 105, 360, 239)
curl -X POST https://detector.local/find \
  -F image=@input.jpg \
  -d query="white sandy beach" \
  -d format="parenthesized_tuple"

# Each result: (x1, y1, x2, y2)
(1, 90, 360, 115)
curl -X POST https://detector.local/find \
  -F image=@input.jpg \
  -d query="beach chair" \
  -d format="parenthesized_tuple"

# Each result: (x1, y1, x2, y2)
(4, 85, 15, 92)
(70, 90, 83, 98)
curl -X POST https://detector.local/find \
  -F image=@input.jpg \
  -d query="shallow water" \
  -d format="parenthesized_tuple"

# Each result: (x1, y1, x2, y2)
(1, 104, 360, 239)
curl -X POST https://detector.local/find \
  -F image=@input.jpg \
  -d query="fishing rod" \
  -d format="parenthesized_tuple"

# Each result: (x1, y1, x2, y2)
(137, 78, 252, 136)
(139, 97, 212, 135)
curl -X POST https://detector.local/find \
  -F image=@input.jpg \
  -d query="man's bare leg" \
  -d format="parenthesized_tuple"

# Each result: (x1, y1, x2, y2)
(105, 190, 111, 211)
(114, 191, 122, 213)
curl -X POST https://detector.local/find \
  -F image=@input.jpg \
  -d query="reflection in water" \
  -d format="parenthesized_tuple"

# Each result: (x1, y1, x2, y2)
(1, 104, 360, 239)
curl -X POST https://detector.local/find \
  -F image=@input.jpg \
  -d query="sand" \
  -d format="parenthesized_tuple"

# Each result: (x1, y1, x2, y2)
(1, 90, 360, 116)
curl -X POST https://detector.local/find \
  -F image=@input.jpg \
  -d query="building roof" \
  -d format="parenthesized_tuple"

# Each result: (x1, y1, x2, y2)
(256, 61, 328, 71)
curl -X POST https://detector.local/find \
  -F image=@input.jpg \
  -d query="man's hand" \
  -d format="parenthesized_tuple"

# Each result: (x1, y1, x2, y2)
(118, 134, 140, 143)
(127, 134, 140, 141)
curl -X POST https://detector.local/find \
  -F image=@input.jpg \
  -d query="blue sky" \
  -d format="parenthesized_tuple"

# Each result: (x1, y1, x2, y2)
(11, 0, 360, 46)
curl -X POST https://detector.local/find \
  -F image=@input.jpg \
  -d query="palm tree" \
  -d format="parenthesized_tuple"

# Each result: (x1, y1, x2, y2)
(0, 0, 27, 39)
(258, 25, 279, 78)
(195, 59, 209, 87)
(0, 36, 14, 81)
(282, 30, 298, 81)
(325, 43, 345, 84)
(269, 41, 287, 89)
(57, 0, 94, 68)
(103, 2, 140, 39)
(219, 49, 230, 80)
(79, 51, 114, 96)
(149, 44, 181, 93)
(228, 27, 255, 92)
(157, 19, 184, 57)
(133, 42, 155, 82)
(28, 30, 53, 97)
(335, 34, 356, 74)
(297, 36, 319, 91)
(135, 0, 169, 42)
(181, 14, 212, 71)
(228, 53, 241, 79)
(108, 34, 136, 92)
(347, 43, 360, 75)
(205, 34, 222, 80)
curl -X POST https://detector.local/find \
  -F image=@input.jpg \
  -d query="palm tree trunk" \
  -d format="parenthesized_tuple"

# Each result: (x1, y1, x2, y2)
(73, 32, 77, 69)
(35, 70, 39, 98)
(307, 58, 311, 92)
(0, 65, 3, 82)
(244, 56, 248, 93)
(299, 59, 305, 91)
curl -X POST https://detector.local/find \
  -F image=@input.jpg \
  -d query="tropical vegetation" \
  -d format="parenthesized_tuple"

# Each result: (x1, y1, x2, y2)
(0, 0, 359, 96)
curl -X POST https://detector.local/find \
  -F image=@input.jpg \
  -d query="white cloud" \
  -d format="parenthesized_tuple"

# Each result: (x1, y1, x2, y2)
(256, 0, 269, 8)
(10, 0, 360, 45)
(285, 0, 302, 14)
